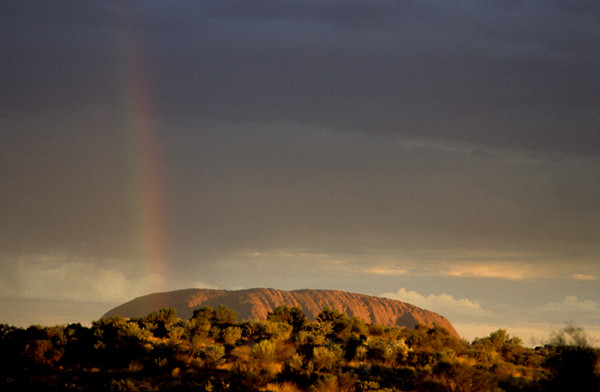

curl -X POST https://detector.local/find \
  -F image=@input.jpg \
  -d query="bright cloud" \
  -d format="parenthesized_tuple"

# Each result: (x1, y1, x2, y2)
(364, 266, 410, 276)
(570, 273, 597, 281)
(1, 254, 215, 305)
(443, 263, 539, 280)
(380, 288, 489, 322)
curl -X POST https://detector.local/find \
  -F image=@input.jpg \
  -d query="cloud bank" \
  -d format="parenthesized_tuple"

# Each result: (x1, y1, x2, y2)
(381, 288, 489, 322)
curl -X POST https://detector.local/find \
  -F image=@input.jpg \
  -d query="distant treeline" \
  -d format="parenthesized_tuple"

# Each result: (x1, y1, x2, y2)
(0, 305, 598, 391)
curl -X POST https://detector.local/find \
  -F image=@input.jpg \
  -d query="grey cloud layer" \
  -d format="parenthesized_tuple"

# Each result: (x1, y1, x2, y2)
(5, 114, 598, 268)
(1, 1, 599, 329)
(3, 1, 600, 152)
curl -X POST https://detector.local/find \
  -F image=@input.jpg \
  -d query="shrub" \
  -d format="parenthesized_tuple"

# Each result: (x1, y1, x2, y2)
(366, 338, 389, 363)
(268, 306, 307, 331)
(317, 308, 351, 338)
(222, 326, 243, 345)
(200, 344, 226, 368)
(252, 339, 277, 366)
(214, 305, 238, 327)
(192, 306, 215, 322)
(232, 340, 280, 390)
(543, 325, 600, 392)
(309, 373, 357, 392)
(312, 345, 344, 372)
(256, 320, 293, 341)
(297, 328, 328, 349)
(367, 323, 385, 336)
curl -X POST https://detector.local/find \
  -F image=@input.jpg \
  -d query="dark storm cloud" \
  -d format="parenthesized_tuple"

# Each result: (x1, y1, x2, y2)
(158, 0, 600, 153)
(2, 1, 600, 153)
(1, 0, 600, 280)
(2, 1, 600, 249)
(2, 2, 600, 334)
(160, 123, 600, 268)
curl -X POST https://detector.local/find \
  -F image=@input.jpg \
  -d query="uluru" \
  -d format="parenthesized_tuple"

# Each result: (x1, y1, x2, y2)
(104, 288, 459, 338)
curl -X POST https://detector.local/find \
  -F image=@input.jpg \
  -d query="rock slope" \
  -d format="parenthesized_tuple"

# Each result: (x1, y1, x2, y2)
(103, 288, 459, 338)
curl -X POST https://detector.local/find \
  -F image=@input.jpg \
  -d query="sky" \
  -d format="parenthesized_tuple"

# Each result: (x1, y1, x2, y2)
(1, 0, 599, 345)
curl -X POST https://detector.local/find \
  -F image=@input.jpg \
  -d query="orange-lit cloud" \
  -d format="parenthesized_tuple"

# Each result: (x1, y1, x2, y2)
(364, 266, 410, 276)
(570, 273, 596, 281)
(443, 263, 539, 280)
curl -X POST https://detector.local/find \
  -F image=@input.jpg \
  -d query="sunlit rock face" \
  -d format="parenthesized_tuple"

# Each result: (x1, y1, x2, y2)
(104, 288, 459, 338)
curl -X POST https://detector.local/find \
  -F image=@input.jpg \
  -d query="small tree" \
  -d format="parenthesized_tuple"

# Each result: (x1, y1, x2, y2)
(317, 308, 351, 338)
(192, 306, 215, 322)
(257, 320, 293, 341)
(471, 329, 525, 364)
(268, 306, 307, 331)
(214, 305, 238, 327)
(139, 308, 178, 338)
(544, 325, 600, 392)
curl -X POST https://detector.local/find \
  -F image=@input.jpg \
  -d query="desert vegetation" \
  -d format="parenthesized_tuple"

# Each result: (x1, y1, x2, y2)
(1, 306, 598, 391)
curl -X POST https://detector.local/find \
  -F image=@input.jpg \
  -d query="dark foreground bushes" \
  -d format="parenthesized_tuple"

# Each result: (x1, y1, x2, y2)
(0, 306, 598, 391)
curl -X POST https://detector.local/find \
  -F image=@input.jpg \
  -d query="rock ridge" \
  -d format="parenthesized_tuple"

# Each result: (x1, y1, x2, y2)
(103, 287, 459, 338)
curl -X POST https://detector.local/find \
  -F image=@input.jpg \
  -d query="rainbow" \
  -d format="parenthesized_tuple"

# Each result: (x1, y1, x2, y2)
(115, 14, 170, 295)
